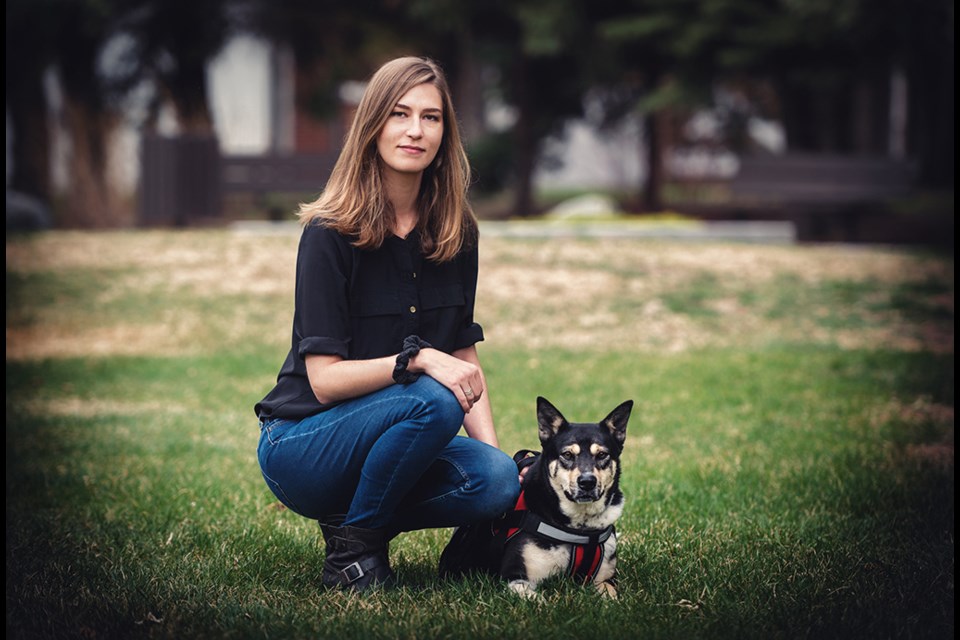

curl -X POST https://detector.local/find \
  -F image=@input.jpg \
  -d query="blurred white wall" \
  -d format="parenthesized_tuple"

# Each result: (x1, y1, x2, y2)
(208, 35, 272, 154)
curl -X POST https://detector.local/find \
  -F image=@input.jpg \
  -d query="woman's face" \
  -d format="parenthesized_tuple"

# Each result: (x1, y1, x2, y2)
(376, 82, 444, 179)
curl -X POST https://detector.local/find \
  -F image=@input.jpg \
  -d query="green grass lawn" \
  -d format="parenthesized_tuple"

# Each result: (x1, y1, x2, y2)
(6, 230, 954, 639)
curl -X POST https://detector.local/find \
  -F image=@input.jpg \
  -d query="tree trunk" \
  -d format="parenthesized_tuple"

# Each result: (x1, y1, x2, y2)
(908, 36, 954, 187)
(167, 59, 216, 135)
(59, 97, 124, 228)
(455, 31, 485, 146)
(511, 54, 536, 218)
(8, 71, 51, 204)
(640, 110, 663, 212)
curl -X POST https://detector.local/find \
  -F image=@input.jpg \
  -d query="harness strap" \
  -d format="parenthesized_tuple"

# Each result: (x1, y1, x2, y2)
(536, 520, 613, 545)
(569, 539, 605, 584)
(494, 488, 614, 583)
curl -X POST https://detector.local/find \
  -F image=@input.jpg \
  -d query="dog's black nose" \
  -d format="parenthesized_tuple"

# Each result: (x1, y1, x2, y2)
(577, 474, 597, 491)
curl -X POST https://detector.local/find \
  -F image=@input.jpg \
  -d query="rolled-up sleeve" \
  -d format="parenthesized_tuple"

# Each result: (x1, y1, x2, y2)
(452, 242, 485, 350)
(294, 224, 353, 360)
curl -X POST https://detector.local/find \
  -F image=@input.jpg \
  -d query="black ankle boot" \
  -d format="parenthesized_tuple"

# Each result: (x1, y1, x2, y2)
(321, 525, 395, 591)
(318, 514, 346, 545)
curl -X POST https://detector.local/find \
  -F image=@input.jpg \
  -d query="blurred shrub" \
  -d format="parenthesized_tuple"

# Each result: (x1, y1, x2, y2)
(467, 131, 515, 196)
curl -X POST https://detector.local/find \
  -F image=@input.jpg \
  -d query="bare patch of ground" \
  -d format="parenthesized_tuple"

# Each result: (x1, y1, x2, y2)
(478, 239, 953, 353)
(6, 230, 954, 360)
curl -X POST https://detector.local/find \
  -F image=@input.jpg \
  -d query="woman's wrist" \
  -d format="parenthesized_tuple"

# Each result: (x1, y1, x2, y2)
(393, 335, 432, 384)
(406, 347, 428, 374)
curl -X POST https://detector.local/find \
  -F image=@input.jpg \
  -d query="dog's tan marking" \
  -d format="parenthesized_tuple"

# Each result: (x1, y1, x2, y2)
(551, 416, 564, 429)
(567, 444, 581, 455)
(590, 443, 605, 456)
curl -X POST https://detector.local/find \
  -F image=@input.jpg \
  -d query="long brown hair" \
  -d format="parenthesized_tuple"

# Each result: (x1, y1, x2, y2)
(299, 57, 476, 262)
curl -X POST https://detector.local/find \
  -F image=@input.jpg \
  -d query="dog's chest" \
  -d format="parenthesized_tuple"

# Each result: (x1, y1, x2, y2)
(506, 532, 618, 584)
(518, 540, 571, 582)
(557, 499, 624, 530)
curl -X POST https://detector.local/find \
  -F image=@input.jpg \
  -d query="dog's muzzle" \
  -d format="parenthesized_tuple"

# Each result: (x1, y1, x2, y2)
(569, 474, 602, 502)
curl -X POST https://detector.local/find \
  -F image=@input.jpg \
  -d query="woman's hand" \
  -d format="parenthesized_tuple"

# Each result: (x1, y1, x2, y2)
(409, 348, 484, 413)
(518, 465, 530, 485)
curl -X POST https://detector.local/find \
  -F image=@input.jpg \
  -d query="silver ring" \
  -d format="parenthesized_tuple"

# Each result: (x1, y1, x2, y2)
(465, 388, 475, 397)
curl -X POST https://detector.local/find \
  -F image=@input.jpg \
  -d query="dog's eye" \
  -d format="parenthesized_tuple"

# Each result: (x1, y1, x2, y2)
(596, 451, 610, 461)
(561, 451, 575, 461)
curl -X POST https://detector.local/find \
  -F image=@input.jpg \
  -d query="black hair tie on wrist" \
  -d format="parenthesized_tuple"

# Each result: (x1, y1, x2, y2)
(393, 335, 432, 385)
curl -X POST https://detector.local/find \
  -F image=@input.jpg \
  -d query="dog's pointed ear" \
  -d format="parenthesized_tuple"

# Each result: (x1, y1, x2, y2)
(602, 400, 633, 445)
(537, 396, 568, 444)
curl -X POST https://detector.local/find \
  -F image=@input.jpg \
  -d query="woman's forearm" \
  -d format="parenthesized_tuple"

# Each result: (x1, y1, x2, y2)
(305, 353, 396, 405)
(452, 346, 500, 448)
(306, 345, 496, 424)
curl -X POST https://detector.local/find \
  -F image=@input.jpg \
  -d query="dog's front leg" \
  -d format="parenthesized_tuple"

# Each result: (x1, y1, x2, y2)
(501, 538, 556, 600)
(593, 537, 619, 599)
(594, 579, 618, 599)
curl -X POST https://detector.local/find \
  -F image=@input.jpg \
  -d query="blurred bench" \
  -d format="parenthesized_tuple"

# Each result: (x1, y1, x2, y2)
(140, 134, 338, 225)
(731, 153, 917, 241)
(221, 153, 338, 220)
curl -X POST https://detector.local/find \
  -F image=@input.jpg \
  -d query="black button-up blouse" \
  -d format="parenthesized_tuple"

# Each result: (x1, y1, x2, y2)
(255, 222, 484, 421)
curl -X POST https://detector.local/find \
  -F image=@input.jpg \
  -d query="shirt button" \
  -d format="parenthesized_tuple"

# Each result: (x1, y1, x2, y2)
(412, 272, 417, 279)
(409, 306, 417, 313)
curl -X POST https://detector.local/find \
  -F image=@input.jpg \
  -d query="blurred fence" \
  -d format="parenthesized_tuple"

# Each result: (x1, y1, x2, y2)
(139, 134, 336, 225)
(140, 134, 221, 226)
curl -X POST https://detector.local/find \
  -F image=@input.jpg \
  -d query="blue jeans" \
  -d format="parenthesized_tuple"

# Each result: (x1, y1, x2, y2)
(257, 376, 519, 534)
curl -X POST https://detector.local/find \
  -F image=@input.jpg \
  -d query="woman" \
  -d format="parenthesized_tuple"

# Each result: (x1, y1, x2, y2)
(254, 57, 519, 592)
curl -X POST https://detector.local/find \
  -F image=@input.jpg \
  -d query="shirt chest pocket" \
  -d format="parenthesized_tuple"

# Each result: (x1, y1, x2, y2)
(350, 286, 464, 317)
(420, 284, 465, 311)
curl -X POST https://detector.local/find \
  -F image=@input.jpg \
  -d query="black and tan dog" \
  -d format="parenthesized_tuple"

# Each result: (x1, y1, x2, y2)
(439, 396, 633, 598)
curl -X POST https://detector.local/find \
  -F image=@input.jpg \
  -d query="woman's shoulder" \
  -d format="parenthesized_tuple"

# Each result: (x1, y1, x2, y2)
(298, 219, 360, 268)
(301, 219, 356, 247)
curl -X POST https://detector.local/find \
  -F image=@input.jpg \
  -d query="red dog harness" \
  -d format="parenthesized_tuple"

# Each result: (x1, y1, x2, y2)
(492, 451, 615, 584)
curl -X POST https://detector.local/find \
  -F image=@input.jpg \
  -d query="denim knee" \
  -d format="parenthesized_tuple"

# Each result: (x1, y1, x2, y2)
(409, 376, 465, 438)
(474, 447, 522, 519)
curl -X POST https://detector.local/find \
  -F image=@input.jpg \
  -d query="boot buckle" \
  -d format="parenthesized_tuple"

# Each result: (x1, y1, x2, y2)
(340, 561, 364, 584)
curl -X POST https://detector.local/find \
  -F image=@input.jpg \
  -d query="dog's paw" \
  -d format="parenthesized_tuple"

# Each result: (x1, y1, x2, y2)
(595, 581, 618, 599)
(507, 580, 543, 601)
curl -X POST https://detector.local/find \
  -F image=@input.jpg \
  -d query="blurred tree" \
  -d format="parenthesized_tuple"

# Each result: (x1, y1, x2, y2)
(409, 0, 598, 217)
(111, 0, 235, 134)
(896, 0, 953, 188)
(239, 1, 408, 121)
(7, 0, 240, 226)
(596, 0, 954, 207)
(6, 0, 58, 205)
(504, 1, 598, 217)
(595, 0, 729, 211)
(715, 0, 953, 188)
(54, 0, 131, 227)
(717, 0, 891, 152)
